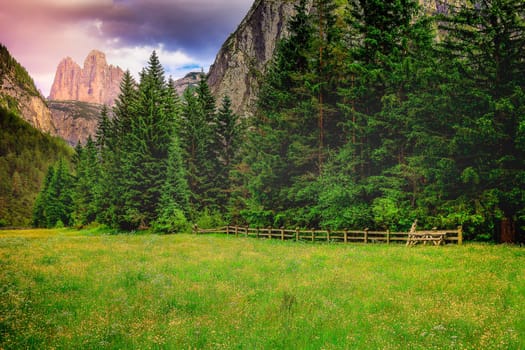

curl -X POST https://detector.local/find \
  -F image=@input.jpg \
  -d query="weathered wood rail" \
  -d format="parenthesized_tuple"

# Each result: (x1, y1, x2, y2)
(193, 225, 463, 245)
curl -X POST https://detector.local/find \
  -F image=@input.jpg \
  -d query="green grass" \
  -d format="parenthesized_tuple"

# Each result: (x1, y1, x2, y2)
(1, 229, 524, 349)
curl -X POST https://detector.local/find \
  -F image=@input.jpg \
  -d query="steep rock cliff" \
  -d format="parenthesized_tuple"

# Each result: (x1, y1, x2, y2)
(207, 0, 463, 117)
(49, 50, 124, 106)
(48, 50, 124, 144)
(0, 44, 57, 135)
(47, 100, 102, 145)
(207, 0, 301, 117)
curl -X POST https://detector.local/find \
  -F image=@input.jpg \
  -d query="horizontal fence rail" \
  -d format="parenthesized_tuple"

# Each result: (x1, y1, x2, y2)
(193, 225, 463, 246)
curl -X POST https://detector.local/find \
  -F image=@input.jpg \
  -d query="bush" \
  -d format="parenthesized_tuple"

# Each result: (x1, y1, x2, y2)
(152, 208, 189, 234)
(195, 209, 226, 229)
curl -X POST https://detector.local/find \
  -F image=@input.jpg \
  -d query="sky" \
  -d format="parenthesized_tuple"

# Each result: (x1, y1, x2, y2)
(0, 0, 253, 97)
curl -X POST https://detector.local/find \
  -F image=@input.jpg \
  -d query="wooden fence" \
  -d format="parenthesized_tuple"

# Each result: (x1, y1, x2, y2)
(193, 225, 463, 245)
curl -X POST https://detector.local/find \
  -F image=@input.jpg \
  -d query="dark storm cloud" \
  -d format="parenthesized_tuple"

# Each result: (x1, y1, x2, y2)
(98, 0, 252, 58)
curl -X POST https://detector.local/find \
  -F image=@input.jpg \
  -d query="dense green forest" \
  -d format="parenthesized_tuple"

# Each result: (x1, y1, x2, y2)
(0, 107, 73, 226)
(33, 0, 525, 241)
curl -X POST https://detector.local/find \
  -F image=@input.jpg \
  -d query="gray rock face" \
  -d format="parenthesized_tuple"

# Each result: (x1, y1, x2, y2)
(47, 100, 102, 145)
(421, 0, 465, 14)
(207, 0, 301, 117)
(172, 72, 201, 95)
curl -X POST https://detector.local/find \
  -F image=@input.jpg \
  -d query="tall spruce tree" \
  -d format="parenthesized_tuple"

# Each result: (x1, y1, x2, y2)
(72, 137, 100, 226)
(180, 75, 219, 215)
(107, 70, 138, 228)
(214, 95, 242, 213)
(94, 105, 115, 224)
(32, 165, 54, 228)
(154, 78, 190, 232)
(117, 51, 179, 229)
(33, 159, 74, 228)
(243, 0, 345, 226)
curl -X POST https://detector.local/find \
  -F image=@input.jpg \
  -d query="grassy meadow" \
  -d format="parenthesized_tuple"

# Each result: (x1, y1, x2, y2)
(0, 229, 524, 349)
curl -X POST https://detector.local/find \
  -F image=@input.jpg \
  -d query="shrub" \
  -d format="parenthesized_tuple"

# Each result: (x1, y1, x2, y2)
(152, 208, 189, 234)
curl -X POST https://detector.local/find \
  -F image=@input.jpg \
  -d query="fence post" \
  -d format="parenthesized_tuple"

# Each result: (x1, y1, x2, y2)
(296, 227, 300, 241)
(311, 229, 315, 242)
(226, 226, 229, 235)
(458, 226, 463, 245)
(327, 229, 331, 242)
(235, 226, 238, 237)
(268, 227, 272, 240)
(364, 228, 369, 244)
(256, 227, 260, 239)
(280, 227, 284, 240)
(344, 229, 348, 243)
(245, 226, 249, 237)
(386, 229, 390, 244)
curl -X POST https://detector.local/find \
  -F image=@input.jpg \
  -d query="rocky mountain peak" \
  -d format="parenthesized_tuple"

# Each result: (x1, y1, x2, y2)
(84, 49, 106, 64)
(49, 50, 124, 106)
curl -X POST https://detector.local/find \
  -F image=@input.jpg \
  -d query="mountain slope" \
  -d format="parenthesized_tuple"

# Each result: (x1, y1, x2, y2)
(0, 44, 57, 134)
(207, 0, 301, 117)
(0, 106, 73, 227)
(48, 100, 102, 145)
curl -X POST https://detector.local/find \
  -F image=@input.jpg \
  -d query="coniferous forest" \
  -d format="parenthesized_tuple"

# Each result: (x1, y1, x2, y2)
(33, 0, 525, 242)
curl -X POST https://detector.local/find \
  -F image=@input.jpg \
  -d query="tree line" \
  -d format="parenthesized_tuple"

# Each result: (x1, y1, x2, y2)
(34, 0, 525, 241)
(33, 53, 242, 232)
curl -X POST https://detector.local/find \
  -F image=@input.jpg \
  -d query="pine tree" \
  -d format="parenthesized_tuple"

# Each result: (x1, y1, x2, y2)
(214, 95, 242, 213)
(93, 105, 115, 224)
(311, 0, 441, 230)
(180, 75, 219, 215)
(113, 70, 138, 140)
(153, 136, 190, 233)
(117, 51, 177, 229)
(107, 70, 138, 228)
(33, 159, 74, 228)
(32, 165, 54, 228)
(72, 137, 100, 226)
(243, 0, 316, 226)
(311, 0, 343, 168)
